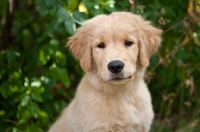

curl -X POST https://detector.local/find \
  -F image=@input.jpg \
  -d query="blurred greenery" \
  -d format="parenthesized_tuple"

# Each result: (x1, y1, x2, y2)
(0, 0, 200, 131)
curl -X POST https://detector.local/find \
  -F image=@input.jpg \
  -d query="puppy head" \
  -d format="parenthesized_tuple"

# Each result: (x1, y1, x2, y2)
(67, 12, 162, 85)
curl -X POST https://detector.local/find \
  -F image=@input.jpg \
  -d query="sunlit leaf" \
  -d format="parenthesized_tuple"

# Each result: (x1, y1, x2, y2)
(50, 39, 59, 46)
(31, 81, 41, 87)
(21, 95, 30, 106)
(68, 0, 79, 11)
(38, 110, 48, 119)
(78, 3, 88, 13)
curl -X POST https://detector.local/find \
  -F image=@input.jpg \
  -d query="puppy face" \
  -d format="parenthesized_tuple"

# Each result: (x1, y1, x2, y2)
(91, 21, 139, 85)
(67, 12, 162, 85)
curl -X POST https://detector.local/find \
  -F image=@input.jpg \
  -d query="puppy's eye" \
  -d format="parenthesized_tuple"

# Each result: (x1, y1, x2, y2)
(124, 40, 133, 47)
(97, 42, 105, 48)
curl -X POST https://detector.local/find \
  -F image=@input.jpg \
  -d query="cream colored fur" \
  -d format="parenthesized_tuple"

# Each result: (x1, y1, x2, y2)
(48, 12, 162, 132)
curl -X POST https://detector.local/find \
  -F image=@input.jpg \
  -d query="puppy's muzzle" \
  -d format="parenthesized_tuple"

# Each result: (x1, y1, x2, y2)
(107, 60, 124, 74)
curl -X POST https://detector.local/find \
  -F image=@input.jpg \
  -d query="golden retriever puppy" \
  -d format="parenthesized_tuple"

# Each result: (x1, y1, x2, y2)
(48, 12, 162, 132)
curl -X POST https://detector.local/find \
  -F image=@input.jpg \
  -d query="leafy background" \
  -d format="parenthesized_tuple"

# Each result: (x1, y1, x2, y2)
(0, 0, 200, 131)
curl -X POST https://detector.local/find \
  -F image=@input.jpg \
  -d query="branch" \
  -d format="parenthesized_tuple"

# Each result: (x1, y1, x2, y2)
(164, 2, 200, 34)
(163, 15, 190, 34)
(3, 119, 17, 124)
(150, 34, 200, 73)
(129, 0, 135, 13)
(1, 0, 14, 50)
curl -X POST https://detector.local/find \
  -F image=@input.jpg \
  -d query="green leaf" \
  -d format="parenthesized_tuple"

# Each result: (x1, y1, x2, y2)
(38, 4, 49, 16)
(0, 83, 19, 98)
(31, 87, 44, 102)
(72, 11, 88, 23)
(176, 67, 185, 81)
(21, 95, 30, 106)
(46, 19, 56, 34)
(105, 5, 117, 12)
(24, 124, 43, 132)
(68, 0, 79, 11)
(46, 66, 70, 87)
(31, 92, 42, 102)
(49, 6, 57, 15)
(176, 47, 188, 61)
(17, 105, 31, 123)
(58, 68, 70, 87)
(30, 102, 39, 118)
(50, 39, 59, 47)
(12, 127, 22, 132)
(54, 20, 64, 32)
(64, 17, 76, 35)
(57, 8, 68, 22)
(31, 81, 41, 87)
(10, 71, 21, 79)
(0, 110, 5, 116)
(44, 0, 55, 8)
(6, 50, 15, 61)
(38, 110, 48, 119)
(0, 82, 9, 98)
(39, 50, 47, 65)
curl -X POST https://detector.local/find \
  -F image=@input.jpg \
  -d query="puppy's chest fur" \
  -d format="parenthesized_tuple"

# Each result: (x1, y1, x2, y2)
(76, 80, 151, 131)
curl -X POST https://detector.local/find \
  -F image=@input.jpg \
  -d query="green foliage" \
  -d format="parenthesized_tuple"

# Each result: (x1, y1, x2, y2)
(0, 0, 200, 131)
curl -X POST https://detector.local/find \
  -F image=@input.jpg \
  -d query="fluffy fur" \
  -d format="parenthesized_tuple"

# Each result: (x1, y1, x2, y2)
(48, 12, 162, 132)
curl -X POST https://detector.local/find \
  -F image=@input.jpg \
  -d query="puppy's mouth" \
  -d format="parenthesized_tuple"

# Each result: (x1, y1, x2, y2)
(111, 76, 132, 81)
(99, 75, 132, 83)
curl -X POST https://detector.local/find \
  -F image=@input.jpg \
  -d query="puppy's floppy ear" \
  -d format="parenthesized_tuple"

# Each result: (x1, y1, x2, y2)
(67, 24, 92, 72)
(138, 18, 162, 67)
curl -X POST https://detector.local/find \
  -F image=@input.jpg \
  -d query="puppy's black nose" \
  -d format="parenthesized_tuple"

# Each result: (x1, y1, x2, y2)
(108, 60, 124, 74)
